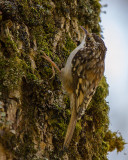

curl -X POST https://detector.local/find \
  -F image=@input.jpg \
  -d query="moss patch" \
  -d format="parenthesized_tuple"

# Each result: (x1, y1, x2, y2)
(0, 0, 125, 159)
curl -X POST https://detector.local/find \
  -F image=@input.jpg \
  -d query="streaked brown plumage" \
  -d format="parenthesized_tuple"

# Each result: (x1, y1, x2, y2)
(61, 27, 107, 148)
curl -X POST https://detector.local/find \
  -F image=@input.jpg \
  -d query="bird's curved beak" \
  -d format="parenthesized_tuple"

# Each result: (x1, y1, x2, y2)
(80, 26, 88, 35)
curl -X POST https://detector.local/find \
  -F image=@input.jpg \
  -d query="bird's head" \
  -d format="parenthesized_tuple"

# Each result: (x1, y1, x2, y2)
(80, 26, 107, 56)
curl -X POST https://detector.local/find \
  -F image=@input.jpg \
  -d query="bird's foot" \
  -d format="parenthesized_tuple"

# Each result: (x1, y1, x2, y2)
(41, 51, 61, 78)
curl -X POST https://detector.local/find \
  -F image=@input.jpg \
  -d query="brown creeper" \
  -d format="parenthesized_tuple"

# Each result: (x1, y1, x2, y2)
(42, 26, 107, 149)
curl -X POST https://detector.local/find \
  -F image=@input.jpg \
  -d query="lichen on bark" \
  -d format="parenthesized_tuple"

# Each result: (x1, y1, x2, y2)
(0, 0, 125, 160)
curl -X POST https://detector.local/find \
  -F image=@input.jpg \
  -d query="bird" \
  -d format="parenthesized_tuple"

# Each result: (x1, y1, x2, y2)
(42, 26, 107, 149)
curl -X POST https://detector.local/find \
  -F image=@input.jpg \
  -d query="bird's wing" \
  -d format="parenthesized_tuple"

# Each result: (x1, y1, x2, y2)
(72, 48, 97, 117)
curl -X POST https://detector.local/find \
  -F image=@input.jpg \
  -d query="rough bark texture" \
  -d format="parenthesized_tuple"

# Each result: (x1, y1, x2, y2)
(0, 0, 125, 160)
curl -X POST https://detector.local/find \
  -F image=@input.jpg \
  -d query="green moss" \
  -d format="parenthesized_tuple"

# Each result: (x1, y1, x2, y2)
(26, 72, 39, 82)
(64, 34, 77, 55)
(30, 26, 50, 51)
(104, 130, 125, 152)
(76, 120, 82, 135)
(48, 108, 68, 139)
(0, 0, 125, 159)
(0, 15, 2, 21)
(0, 57, 24, 90)
(5, 36, 19, 54)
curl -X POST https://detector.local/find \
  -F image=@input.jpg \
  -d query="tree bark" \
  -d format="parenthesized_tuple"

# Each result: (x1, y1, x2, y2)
(0, 0, 125, 160)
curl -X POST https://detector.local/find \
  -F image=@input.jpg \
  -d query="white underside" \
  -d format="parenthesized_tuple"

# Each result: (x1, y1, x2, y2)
(63, 35, 86, 77)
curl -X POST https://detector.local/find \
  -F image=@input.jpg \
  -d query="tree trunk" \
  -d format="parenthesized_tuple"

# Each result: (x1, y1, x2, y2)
(0, 0, 125, 160)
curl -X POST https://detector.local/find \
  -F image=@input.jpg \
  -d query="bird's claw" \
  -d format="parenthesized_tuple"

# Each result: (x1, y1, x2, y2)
(41, 51, 61, 79)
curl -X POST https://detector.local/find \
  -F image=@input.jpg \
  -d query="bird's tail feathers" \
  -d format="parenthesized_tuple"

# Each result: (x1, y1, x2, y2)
(63, 107, 77, 149)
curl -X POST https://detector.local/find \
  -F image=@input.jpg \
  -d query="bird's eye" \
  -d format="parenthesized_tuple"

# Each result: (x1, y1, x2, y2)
(87, 37, 90, 41)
